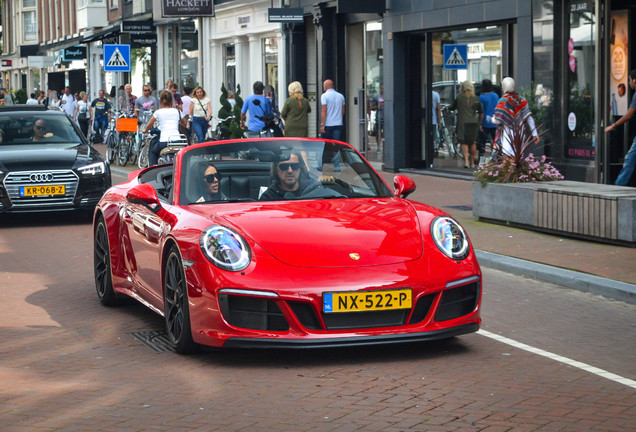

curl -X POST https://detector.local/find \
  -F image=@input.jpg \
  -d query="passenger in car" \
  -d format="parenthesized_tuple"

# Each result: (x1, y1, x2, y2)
(196, 162, 227, 202)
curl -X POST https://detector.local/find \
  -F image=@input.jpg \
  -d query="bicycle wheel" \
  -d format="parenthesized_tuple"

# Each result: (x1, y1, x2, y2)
(117, 133, 129, 166)
(138, 141, 149, 169)
(127, 135, 138, 165)
(105, 133, 117, 164)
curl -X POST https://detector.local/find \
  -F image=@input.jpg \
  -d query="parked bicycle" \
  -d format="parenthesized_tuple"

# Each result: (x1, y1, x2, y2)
(116, 112, 138, 166)
(439, 106, 462, 159)
(104, 113, 119, 165)
(207, 114, 235, 141)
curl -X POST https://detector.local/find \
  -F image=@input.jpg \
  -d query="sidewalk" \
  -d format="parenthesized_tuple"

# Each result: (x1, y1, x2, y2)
(101, 146, 636, 304)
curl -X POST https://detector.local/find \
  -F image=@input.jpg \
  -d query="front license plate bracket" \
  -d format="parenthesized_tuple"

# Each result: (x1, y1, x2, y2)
(323, 289, 412, 313)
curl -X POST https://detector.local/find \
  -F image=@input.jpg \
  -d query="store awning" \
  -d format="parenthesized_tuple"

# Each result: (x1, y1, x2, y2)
(81, 25, 120, 43)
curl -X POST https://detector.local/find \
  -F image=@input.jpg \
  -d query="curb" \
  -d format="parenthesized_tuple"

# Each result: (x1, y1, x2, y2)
(476, 250, 636, 305)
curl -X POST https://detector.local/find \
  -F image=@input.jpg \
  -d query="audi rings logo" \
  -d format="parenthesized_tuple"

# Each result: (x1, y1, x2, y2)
(29, 173, 54, 183)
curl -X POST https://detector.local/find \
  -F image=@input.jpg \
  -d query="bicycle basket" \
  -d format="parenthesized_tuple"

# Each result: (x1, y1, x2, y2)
(116, 117, 138, 132)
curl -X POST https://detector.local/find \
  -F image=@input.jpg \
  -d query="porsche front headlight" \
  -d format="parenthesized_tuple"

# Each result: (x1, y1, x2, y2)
(431, 216, 469, 260)
(78, 162, 106, 176)
(200, 225, 251, 271)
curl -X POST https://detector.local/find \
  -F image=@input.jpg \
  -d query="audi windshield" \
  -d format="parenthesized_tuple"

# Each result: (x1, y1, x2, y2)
(0, 112, 85, 146)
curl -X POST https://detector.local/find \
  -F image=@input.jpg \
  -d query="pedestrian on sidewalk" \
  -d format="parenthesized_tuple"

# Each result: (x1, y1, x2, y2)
(189, 86, 211, 143)
(317, 79, 345, 171)
(281, 81, 311, 138)
(75, 92, 92, 138)
(449, 81, 483, 168)
(477, 79, 499, 164)
(605, 69, 636, 186)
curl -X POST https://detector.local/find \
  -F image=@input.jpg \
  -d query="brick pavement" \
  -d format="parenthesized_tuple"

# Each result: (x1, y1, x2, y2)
(1, 210, 635, 431)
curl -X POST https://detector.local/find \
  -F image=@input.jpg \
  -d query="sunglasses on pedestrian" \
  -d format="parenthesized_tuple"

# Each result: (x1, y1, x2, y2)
(143, 88, 151, 92)
(204, 173, 221, 183)
(278, 163, 300, 171)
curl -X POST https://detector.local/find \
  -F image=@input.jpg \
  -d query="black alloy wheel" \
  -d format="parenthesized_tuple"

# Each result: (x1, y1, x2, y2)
(163, 247, 197, 353)
(94, 218, 119, 306)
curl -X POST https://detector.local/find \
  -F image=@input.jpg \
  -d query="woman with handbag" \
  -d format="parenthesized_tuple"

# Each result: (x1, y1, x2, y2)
(74, 92, 92, 138)
(189, 86, 211, 143)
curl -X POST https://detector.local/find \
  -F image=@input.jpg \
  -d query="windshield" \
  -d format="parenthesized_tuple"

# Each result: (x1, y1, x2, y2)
(179, 139, 392, 205)
(0, 112, 84, 146)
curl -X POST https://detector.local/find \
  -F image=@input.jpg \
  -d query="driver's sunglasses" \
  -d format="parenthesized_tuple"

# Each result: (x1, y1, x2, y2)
(35, 125, 46, 130)
(204, 173, 221, 183)
(278, 163, 300, 171)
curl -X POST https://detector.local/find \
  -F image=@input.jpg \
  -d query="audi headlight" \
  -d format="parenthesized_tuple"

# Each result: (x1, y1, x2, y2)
(78, 162, 105, 176)
(200, 225, 251, 271)
(431, 216, 469, 260)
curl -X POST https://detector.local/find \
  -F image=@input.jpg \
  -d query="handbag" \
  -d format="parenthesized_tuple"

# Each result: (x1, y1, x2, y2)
(177, 108, 188, 137)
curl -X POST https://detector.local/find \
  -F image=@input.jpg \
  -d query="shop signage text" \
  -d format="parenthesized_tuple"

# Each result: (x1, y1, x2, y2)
(121, 20, 155, 33)
(268, 8, 304, 23)
(131, 34, 158, 47)
(162, 0, 214, 17)
(63, 46, 87, 61)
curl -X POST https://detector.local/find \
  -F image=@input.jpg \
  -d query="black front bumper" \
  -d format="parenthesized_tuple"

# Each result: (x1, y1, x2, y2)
(222, 322, 479, 349)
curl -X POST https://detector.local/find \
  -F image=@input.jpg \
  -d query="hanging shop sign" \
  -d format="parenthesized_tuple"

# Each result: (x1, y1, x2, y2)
(1, 60, 12, 67)
(28, 56, 55, 68)
(162, 0, 214, 17)
(63, 46, 87, 61)
(570, 0, 592, 13)
(121, 20, 155, 33)
(268, 8, 304, 23)
(180, 21, 196, 33)
(337, 0, 385, 14)
(131, 34, 158, 47)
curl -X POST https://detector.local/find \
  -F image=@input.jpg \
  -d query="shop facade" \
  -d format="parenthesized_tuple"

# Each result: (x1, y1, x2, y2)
(383, 0, 636, 185)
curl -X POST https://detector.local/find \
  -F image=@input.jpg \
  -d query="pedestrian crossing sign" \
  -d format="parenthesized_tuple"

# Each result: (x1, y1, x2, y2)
(443, 44, 468, 70)
(103, 44, 131, 72)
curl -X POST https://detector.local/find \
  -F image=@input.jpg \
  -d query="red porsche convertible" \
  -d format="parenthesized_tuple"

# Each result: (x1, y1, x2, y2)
(93, 138, 481, 353)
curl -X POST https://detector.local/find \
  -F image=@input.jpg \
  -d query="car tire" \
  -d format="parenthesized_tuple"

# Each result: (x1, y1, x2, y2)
(163, 246, 197, 354)
(94, 217, 119, 306)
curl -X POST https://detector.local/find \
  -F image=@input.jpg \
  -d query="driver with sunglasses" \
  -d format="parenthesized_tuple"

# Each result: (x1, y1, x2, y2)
(197, 162, 226, 202)
(259, 152, 319, 201)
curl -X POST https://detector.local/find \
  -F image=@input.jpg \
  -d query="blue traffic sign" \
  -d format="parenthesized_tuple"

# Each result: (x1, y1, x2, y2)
(443, 44, 468, 70)
(103, 44, 131, 72)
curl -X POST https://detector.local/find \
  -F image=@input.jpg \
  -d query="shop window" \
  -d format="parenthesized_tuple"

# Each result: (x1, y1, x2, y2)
(565, 1, 595, 161)
(263, 37, 278, 94)
(224, 43, 236, 93)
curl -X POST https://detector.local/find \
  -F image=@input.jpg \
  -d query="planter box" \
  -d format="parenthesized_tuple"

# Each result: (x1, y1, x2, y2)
(472, 181, 636, 246)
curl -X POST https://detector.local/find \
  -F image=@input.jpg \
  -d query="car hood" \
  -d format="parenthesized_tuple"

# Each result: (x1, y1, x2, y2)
(0, 144, 93, 171)
(198, 199, 424, 267)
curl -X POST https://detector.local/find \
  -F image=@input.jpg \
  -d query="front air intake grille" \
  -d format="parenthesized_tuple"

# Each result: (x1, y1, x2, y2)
(218, 294, 289, 331)
(288, 301, 322, 330)
(408, 293, 436, 324)
(3, 170, 79, 209)
(435, 282, 480, 322)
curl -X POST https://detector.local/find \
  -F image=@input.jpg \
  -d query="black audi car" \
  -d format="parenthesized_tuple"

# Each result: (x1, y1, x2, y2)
(0, 105, 111, 214)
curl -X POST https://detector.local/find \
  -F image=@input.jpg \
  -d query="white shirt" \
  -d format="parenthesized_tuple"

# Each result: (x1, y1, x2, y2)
(152, 107, 182, 142)
(26, 98, 38, 105)
(61, 93, 76, 117)
(320, 88, 345, 127)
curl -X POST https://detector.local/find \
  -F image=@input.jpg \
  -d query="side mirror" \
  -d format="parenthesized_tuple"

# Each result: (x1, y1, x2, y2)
(393, 175, 416, 199)
(126, 183, 162, 212)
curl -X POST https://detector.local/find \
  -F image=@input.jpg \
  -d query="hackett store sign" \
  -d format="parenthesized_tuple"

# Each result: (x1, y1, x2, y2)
(162, 0, 214, 17)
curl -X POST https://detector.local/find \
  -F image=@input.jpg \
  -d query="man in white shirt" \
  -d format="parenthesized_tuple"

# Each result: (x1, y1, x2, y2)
(61, 87, 76, 118)
(26, 93, 39, 105)
(318, 79, 345, 171)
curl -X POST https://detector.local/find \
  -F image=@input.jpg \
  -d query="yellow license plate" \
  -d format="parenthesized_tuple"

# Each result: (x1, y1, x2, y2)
(20, 185, 66, 197)
(323, 289, 412, 313)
